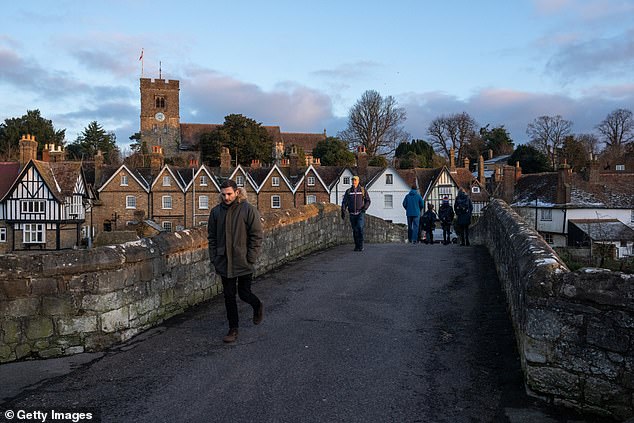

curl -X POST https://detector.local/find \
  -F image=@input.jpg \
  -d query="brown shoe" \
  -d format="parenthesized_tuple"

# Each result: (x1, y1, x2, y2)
(253, 303, 264, 325)
(223, 328, 238, 343)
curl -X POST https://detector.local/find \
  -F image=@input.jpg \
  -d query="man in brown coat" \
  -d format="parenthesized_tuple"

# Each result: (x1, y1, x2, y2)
(208, 179, 264, 343)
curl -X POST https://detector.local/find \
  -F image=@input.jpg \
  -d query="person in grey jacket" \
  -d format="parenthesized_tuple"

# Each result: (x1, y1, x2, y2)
(208, 179, 264, 343)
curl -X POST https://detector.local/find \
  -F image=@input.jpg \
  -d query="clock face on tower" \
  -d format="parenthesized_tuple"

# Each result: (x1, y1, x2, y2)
(155, 112, 165, 122)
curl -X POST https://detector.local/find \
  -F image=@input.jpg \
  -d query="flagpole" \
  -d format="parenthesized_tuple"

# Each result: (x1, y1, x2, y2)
(139, 48, 144, 77)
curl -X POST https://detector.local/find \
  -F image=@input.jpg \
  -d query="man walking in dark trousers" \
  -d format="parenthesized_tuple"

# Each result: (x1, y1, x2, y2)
(208, 179, 264, 343)
(341, 175, 371, 251)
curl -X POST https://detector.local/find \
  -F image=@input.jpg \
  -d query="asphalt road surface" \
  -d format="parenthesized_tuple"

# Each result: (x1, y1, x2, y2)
(0, 243, 617, 423)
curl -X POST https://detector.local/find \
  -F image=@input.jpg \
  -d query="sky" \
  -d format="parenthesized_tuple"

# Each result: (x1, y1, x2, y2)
(1, 0, 633, 153)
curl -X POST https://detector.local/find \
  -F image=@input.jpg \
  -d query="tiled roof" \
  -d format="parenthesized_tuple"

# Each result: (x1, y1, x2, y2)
(0, 162, 20, 200)
(32, 160, 63, 202)
(569, 219, 634, 241)
(396, 169, 417, 188)
(281, 132, 326, 154)
(415, 168, 441, 193)
(513, 172, 634, 208)
(48, 162, 84, 196)
(315, 166, 345, 188)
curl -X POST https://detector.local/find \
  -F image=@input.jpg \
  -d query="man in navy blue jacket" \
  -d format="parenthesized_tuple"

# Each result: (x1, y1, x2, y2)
(341, 175, 371, 251)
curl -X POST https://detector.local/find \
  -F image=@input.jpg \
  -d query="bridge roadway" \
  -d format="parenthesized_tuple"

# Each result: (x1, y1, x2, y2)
(0, 243, 614, 422)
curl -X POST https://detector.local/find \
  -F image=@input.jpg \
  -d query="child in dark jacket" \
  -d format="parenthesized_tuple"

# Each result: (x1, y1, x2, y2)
(420, 203, 438, 244)
(438, 196, 455, 245)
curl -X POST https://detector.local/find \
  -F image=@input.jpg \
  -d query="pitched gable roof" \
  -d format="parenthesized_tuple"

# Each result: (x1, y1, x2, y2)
(97, 164, 150, 193)
(0, 162, 20, 201)
(569, 219, 634, 241)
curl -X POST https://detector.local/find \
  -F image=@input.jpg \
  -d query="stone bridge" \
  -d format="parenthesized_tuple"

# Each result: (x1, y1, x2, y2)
(0, 202, 632, 421)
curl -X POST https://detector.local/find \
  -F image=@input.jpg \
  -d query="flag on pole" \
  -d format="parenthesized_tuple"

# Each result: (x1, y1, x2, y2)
(139, 49, 144, 61)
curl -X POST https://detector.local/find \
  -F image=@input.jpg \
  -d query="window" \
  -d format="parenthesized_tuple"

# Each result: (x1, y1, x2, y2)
(162, 195, 172, 209)
(155, 97, 165, 108)
(471, 186, 481, 194)
(21, 200, 45, 214)
(163, 124, 168, 134)
(307, 176, 315, 186)
(616, 164, 625, 171)
(272, 176, 280, 187)
(162, 176, 171, 186)
(384, 194, 393, 208)
(236, 175, 244, 186)
(386, 174, 393, 184)
(200, 175, 208, 186)
(271, 195, 281, 209)
(152, 124, 157, 133)
(120, 175, 128, 186)
(162, 221, 172, 232)
(540, 209, 552, 221)
(126, 195, 136, 209)
(199, 195, 209, 209)
(0, 228, 6, 242)
(306, 195, 316, 204)
(438, 186, 452, 195)
(543, 233, 554, 244)
(68, 195, 82, 216)
(23, 223, 44, 244)
(343, 176, 350, 185)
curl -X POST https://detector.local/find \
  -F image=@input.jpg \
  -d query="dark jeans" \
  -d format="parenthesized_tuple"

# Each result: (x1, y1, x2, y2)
(425, 228, 434, 244)
(221, 273, 261, 329)
(442, 223, 451, 243)
(349, 212, 365, 249)
(407, 216, 419, 243)
(457, 224, 470, 245)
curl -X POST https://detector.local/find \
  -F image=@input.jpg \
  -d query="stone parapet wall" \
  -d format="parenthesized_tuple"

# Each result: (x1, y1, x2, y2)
(472, 199, 634, 421)
(0, 203, 404, 363)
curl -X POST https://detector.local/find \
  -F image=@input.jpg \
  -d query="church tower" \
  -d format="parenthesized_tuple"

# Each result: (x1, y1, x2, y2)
(140, 78, 181, 158)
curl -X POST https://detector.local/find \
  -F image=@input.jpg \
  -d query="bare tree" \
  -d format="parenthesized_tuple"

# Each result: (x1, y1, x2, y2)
(427, 112, 479, 165)
(338, 90, 409, 157)
(575, 133, 601, 157)
(595, 108, 634, 155)
(526, 115, 573, 169)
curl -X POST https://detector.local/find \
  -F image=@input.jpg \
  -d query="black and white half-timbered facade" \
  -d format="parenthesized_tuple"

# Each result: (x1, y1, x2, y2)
(1, 160, 90, 251)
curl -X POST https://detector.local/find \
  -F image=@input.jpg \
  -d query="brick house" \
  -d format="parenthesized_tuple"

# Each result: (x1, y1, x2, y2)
(186, 164, 220, 228)
(294, 163, 331, 206)
(96, 164, 151, 232)
(247, 163, 295, 213)
(150, 165, 191, 231)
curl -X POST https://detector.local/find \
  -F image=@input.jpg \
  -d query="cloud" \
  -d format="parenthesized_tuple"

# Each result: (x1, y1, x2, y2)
(545, 28, 634, 80)
(181, 67, 335, 132)
(398, 87, 634, 145)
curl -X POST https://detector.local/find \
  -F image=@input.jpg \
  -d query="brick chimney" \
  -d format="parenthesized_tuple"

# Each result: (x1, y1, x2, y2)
(449, 147, 456, 172)
(556, 160, 572, 204)
(220, 146, 232, 176)
(19, 134, 38, 168)
(514, 161, 522, 182)
(95, 150, 104, 186)
(502, 165, 515, 203)
(289, 145, 299, 176)
(478, 155, 485, 186)
(280, 158, 290, 167)
(251, 159, 261, 169)
(150, 145, 164, 170)
(356, 146, 368, 178)
(312, 157, 321, 167)
(463, 157, 470, 170)
(488, 149, 494, 160)
(43, 144, 65, 162)
(588, 155, 600, 184)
